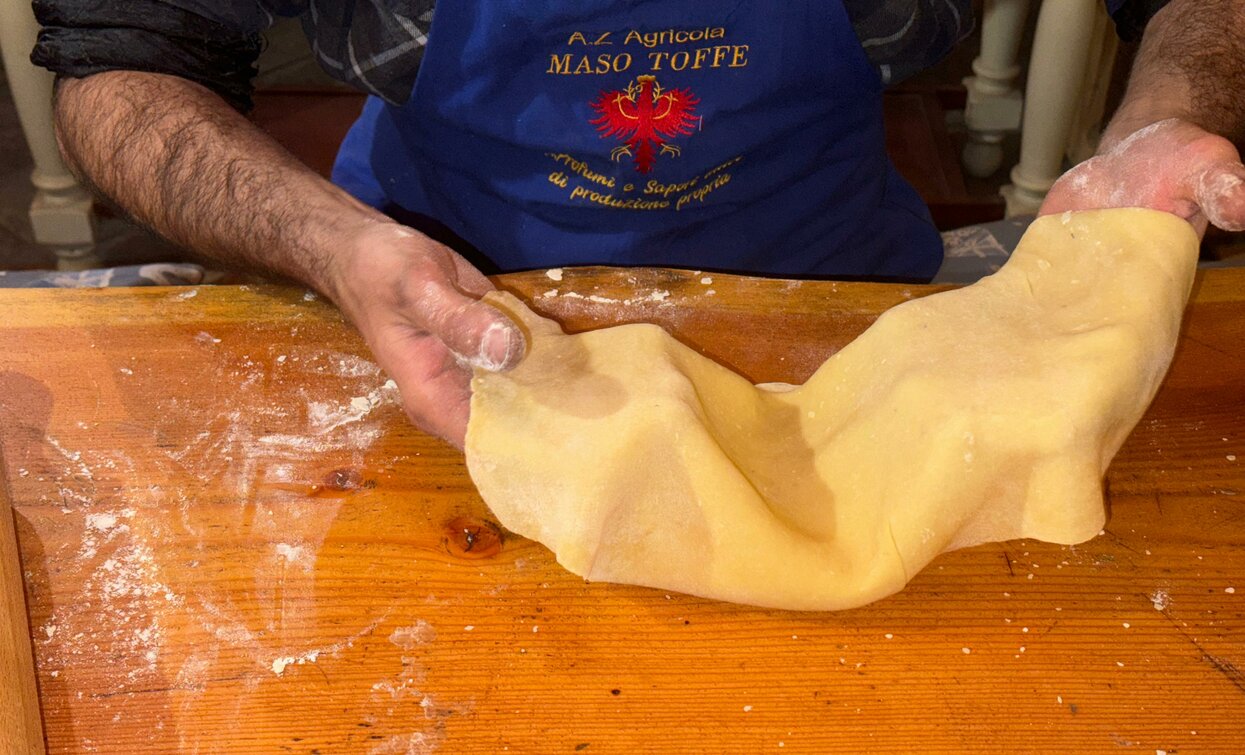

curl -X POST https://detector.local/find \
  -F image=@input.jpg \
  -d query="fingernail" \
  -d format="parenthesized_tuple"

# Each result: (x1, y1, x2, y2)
(475, 321, 523, 372)
(1197, 165, 1245, 232)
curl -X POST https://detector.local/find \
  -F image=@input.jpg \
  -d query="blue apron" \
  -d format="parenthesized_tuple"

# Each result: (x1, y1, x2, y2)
(332, 1, 943, 279)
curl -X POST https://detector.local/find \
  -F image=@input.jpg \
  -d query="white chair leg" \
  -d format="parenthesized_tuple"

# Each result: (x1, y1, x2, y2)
(0, 0, 98, 270)
(1001, 0, 1099, 215)
(962, 0, 1032, 178)
(1064, 7, 1119, 166)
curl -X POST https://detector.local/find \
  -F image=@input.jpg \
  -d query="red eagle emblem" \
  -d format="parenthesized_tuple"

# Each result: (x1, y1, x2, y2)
(590, 75, 700, 174)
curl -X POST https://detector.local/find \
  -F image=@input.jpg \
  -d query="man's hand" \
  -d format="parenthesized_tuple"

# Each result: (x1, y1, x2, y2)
(51, 70, 521, 447)
(1040, 118, 1245, 236)
(1041, 0, 1245, 235)
(326, 222, 525, 447)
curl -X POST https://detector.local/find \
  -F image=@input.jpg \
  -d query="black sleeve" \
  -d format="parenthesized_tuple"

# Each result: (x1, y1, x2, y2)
(1106, 0, 1173, 43)
(30, 1, 279, 112)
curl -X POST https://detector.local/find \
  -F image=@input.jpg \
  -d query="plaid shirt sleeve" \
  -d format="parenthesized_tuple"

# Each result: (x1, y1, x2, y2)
(842, 0, 975, 86)
(294, 1, 435, 104)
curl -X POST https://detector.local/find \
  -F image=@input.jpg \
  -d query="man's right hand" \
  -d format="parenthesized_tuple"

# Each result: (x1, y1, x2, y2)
(326, 221, 526, 447)
(51, 71, 524, 448)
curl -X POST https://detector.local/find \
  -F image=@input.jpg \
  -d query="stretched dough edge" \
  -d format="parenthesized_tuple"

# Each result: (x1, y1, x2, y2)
(466, 209, 1199, 611)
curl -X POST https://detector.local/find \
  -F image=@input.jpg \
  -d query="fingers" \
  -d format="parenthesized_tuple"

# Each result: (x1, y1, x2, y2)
(368, 241, 525, 373)
(1039, 119, 1245, 234)
(411, 268, 526, 371)
(383, 250, 522, 445)
(1194, 161, 1245, 232)
(372, 326, 472, 448)
(1037, 159, 1100, 217)
(332, 225, 524, 447)
(448, 252, 497, 298)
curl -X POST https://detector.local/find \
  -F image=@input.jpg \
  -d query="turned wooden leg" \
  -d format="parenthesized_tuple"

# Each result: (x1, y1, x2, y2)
(0, 0, 98, 270)
(962, 0, 1033, 178)
(1001, 0, 1099, 215)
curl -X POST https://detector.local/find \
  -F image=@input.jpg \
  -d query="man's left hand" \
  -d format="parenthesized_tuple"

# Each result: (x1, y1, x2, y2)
(1039, 118, 1245, 236)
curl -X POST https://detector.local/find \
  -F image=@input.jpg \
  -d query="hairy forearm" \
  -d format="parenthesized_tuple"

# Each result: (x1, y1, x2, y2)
(1103, 0, 1245, 149)
(54, 71, 521, 446)
(53, 70, 389, 294)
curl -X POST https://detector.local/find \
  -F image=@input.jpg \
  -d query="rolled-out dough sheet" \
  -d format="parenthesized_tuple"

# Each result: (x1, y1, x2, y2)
(466, 209, 1198, 611)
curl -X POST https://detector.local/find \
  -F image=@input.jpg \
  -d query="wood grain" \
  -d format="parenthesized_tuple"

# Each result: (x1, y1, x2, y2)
(1, 449, 45, 754)
(0, 268, 1242, 754)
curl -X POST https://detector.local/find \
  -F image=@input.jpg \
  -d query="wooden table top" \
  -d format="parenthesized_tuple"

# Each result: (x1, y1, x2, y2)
(1, 267, 1242, 754)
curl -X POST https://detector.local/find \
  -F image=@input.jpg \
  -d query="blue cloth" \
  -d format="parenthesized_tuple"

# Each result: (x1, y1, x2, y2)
(333, 1, 944, 279)
(0, 264, 214, 288)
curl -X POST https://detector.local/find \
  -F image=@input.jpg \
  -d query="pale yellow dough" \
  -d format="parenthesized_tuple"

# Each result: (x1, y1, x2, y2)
(465, 209, 1198, 610)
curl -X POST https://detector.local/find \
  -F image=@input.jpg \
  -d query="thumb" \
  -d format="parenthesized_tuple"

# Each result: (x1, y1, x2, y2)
(1194, 161, 1245, 232)
(414, 275, 526, 371)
